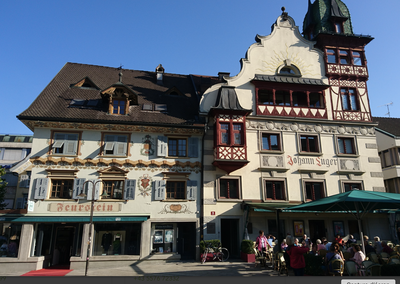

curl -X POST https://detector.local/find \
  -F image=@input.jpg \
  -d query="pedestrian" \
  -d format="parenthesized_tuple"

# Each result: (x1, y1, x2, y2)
(255, 230, 270, 257)
(286, 235, 310, 276)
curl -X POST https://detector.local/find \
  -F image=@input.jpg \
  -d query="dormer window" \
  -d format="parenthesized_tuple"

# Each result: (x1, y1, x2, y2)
(334, 22, 343, 34)
(113, 99, 126, 115)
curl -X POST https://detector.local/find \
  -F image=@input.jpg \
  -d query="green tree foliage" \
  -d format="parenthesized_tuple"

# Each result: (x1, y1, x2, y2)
(0, 167, 7, 209)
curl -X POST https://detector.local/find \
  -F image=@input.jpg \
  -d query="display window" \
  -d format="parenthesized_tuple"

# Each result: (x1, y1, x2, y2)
(0, 223, 22, 258)
(152, 224, 175, 253)
(93, 223, 141, 256)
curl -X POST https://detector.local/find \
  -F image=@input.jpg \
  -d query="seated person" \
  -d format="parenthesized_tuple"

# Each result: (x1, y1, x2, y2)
(382, 241, 393, 254)
(316, 239, 325, 250)
(350, 245, 365, 270)
(374, 236, 383, 254)
(281, 239, 288, 251)
(364, 240, 376, 255)
(335, 234, 343, 246)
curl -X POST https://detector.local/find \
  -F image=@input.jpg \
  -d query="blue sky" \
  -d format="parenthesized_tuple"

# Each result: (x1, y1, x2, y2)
(1, 0, 399, 135)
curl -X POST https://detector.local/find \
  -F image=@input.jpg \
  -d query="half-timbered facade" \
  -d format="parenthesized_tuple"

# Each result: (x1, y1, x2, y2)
(199, 1, 385, 257)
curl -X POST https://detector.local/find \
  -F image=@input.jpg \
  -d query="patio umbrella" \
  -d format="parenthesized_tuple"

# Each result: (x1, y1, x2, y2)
(286, 190, 400, 255)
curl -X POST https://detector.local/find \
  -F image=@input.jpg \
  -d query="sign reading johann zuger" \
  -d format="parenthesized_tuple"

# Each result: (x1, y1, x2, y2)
(49, 203, 121, 212)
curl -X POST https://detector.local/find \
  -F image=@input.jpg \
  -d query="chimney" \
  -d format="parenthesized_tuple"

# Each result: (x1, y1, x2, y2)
(156, 64, 165, 85)
(218, 72, 230, 82)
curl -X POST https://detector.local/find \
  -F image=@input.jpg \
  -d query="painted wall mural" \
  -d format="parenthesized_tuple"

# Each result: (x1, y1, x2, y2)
(138, 174, 152, 197)
(140, 135, 155, 156)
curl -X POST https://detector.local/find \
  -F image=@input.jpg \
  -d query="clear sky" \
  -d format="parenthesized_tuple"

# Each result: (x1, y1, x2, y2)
(1, 0, 399, 135)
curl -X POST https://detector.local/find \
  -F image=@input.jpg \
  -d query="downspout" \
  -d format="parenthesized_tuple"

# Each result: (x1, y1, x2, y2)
(243, 203, 250, 240)
(200, 117, 208, 241)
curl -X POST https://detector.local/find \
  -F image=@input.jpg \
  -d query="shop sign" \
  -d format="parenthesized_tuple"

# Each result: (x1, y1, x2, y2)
(211, 211, 215, 215)
(48, 203, 121, 212)
(287, 155, 338, 168)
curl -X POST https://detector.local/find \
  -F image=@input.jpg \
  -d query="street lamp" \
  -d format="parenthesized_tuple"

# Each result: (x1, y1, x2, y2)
(78, 180, 108, 277)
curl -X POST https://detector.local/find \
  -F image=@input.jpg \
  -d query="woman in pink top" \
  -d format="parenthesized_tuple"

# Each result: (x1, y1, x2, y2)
(255, 230, 270, 256)
(350, 244, 366, 274)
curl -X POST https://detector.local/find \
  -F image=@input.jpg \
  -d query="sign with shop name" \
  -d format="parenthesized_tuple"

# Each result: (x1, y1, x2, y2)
(287, 155, 338, 167)
(49, 203, 121, 212)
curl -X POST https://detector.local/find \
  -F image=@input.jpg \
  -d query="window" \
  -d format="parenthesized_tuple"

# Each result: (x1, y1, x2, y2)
(52, 132, 79, 155)
(257, 88, 324, 108)
(352, 51, 363, 66)
(265, 180, 285, 200)
(217, 122, 244, 146)
(166, 181, 186, 199)
(326, 49, 337, 64)
(233, 124, 242, 145)
(305, 182, 324, 201)
(341, 88, 358, 111)
(279, 67, 296, 75)
(292, 91, 308, 107)
(309, 92, 324, 108)
(300, 135, 319, 153)
(50, 179, 73, 199)
(339, 50, 350, 64)
(103, 134, 128, 156)
(157, 136, 198, 158)
(258, 90, 274, 105)
(113, 100, 126, 115)
(337, 137, 356, 154)
(334, 22, 343, 34)
(103, 180, 124, 199)
(275, 90, 291, 106)
(380, 150, 392, 168)
(261, 133, 281, 151)
(168, 138, 187, 157)
(219, 179, 240, 199)
(344, 182, 362, 192)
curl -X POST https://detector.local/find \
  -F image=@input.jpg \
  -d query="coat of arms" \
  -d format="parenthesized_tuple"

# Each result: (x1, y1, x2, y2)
(138, 174, 152, 197)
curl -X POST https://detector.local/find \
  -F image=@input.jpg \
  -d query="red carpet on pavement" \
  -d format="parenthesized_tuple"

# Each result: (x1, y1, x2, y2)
(21, 265, 72, 276)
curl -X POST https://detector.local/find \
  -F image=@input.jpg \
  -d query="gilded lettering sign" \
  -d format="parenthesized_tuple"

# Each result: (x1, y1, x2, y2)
(49, 203, 121, 212)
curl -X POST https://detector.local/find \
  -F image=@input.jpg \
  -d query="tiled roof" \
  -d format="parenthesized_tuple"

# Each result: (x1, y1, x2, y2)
(373, 117, 400, 137)
(18, 63, 219, 128)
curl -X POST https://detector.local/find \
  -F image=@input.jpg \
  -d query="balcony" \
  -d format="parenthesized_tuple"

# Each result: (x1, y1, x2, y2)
(212, 146, 249, 174)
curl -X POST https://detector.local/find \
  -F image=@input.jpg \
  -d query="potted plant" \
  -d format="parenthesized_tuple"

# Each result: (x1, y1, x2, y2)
(241, 239, 255, 263)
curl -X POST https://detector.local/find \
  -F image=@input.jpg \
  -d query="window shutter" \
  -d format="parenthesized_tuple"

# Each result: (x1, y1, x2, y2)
(34, 178, 49, 199)
(115, 142, 127, 156)
(105, 142, 115, 151)
(186, 180, 197, 200)
(0, 148, 4, 160)
(87, 179, 101, 200)
(64, 141, 77, 155)
(72, 178, 86, 199)
(16, 198, 24, 209)
(154, 180, 166, 200)
(157, 136, 168, 157)
(124, 179, 136, 200)
(20, 174, 30, 188)
(188, 137, 199, 158)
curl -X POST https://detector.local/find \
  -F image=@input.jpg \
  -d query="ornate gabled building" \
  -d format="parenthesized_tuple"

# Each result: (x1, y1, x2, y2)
(0, 62, 218, 272)
(199, 1, 385, 257)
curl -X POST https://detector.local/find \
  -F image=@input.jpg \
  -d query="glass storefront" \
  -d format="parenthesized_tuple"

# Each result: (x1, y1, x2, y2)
(93, 223, 141, 256)
(0, 223, 22, 257)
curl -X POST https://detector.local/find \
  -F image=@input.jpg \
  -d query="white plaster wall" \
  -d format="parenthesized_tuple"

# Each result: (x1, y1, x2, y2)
(28, 128, 202, 219)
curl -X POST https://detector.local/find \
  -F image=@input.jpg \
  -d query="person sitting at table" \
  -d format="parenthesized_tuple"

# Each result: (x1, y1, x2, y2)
(316, 239, 325, 250)
(301, 234, 311, 247)
(294, 238, 299, 247)
(364, 240, 376, 255)
(347, 235, 357, 245)
(325, 243, 344, 275)
(350, 244, 365, 273)
(309, 243, 318, 255)
(335, 234, 344, 246)
(382, 241, 393, 254)
(374, 236, 383, 254)
(323, 238, 332, 251)
(281, 239, 288, 251)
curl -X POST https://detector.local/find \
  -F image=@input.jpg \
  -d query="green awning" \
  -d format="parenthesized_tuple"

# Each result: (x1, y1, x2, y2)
(245, 202, 298, 211)
(0, 216, 149, 223)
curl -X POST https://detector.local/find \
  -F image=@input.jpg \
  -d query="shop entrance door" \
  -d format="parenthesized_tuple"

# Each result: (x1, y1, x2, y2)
(177, 222, 195, 260)
(53, 226, 75, 266)
(221, 219, 239, 259)
(308, 220, 325, 244)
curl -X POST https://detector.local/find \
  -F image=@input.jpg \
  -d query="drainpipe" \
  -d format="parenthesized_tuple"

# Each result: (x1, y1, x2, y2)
(200, 117, 208, 241)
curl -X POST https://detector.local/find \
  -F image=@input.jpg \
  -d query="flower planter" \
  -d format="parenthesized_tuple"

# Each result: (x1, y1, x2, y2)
(241, 252, 255, 263)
